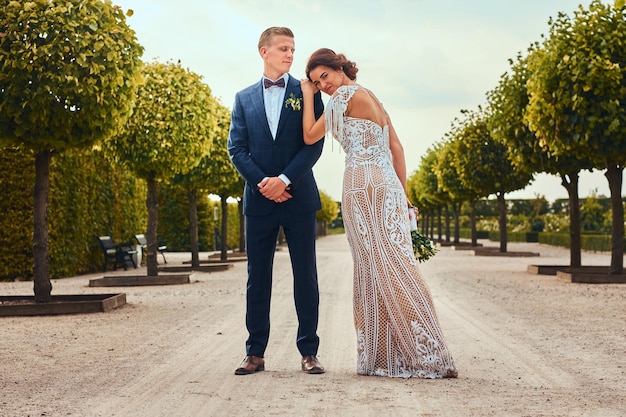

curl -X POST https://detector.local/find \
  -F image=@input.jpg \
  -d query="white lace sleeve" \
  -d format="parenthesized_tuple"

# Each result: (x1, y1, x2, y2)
(324, 85, 358, 141)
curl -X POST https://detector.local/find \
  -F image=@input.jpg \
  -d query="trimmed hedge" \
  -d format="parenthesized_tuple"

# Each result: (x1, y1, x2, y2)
(0, 147, 146, 281)
(455, 226, 622, 252)
(158, 185, 214, 252)
(458, 229, 490, 239)
(538, 232, 624, 252)
(0, 148, 34, 280)
(158, 184, 243, 253)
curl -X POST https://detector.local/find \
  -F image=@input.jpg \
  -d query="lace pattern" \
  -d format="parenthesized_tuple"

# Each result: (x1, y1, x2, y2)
(328, 85, 457, 378)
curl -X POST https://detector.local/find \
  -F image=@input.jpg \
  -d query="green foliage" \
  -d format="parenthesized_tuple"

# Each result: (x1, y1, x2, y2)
(108, 60, 216, 181)
(411, 230, 438, 262)
(526, 1, 626, 167)
(580, 192, 611, 233)
(432, 139, 475, 204)
(409, 144, 449, 211)
(0, 0, 143, 150)
(158, 187, 242, 252)
(489, 50, 594, 178)
(48, 147, 146, 277)
(487, 52, 541, 170)
(107, 60, 218, 275)
(0, 147, 34, 280)
(316, 190, 339, 224)
(538, 232, 623, 252)
(451, 107, 532, 197)
(158, 185, 213, 251)
(0, 146, 146, 281)
(225, 201, 241, 249)
(540, 213, 570, 233)
(202, 103, 244, 197)
(457, 229, 490, 239)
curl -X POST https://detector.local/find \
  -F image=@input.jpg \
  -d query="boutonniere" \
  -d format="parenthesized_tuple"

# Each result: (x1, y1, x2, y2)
(284, 93, 302, 111)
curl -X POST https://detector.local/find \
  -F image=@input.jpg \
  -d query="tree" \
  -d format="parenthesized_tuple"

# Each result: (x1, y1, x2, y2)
(316, 190, 339, 236)
(202, 102, 245, 261)
(0, 1, 142, 302)
(581, 192, 608, 233)
(489, 50, 594, 266)
(432, 139, 476, 244)
(452, 107, 532, 252)
(169, 96, 229, 266)
(526, 0, 626, 273)
(108, 61, 215, 276)
(409, 146, 447, 242)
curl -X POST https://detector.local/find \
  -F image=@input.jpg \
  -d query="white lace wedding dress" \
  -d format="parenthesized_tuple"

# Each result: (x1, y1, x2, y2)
(326, 85, 458, 378)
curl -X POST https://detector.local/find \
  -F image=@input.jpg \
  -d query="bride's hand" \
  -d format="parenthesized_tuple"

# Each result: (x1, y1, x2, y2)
(300, 78, 318, 96)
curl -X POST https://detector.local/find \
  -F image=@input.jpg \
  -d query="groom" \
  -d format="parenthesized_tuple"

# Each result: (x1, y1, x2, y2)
(227, 27, 325, 375)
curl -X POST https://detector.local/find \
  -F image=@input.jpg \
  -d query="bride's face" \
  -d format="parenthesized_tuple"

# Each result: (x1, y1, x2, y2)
(309, 65, 345, 96)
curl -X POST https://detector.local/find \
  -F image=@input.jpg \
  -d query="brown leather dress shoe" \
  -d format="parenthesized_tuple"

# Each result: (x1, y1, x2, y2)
(234, 355, 265, 375)
(301, 355, 325, 374)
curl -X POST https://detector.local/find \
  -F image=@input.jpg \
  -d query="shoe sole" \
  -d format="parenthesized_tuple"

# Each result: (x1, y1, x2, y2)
(234, 365, 264, 375)
(302, 366, 325, 374)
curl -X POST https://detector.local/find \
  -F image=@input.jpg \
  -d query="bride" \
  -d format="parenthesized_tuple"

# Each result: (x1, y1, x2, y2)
(301, 48, 458, 378)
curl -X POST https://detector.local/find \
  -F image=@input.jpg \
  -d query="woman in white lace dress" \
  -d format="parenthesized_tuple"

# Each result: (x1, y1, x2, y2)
(301, 48, 457, 378)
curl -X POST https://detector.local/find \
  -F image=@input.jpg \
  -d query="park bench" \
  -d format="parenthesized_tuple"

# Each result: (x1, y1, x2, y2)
(134, 234, 167, 264)
(97, 236, 137, 272)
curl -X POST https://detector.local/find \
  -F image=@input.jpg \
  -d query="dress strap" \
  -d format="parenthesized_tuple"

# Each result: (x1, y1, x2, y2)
(325, 85, 359, 141)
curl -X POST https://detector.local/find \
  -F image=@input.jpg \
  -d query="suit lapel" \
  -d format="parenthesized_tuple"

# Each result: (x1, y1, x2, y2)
(251, 81, 274, 141)
(275, 75, 297, 140)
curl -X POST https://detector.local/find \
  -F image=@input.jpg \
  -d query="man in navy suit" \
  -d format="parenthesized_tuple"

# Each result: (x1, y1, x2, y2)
(228, 27, 325, 375)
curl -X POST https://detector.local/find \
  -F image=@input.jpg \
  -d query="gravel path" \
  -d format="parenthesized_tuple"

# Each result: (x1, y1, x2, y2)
(1, 235, 624, 417)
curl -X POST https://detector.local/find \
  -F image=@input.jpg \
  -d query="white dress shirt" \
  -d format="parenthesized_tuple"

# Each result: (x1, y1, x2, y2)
(263, 74, 288, 139)
(262, 74, 291, 187)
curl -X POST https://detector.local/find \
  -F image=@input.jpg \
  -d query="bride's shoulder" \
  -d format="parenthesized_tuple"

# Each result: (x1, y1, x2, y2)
(333, 84, 359, 102)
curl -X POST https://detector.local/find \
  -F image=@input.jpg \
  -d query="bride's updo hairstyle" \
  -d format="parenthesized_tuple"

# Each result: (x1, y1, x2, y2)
(306, 48, 358, 81)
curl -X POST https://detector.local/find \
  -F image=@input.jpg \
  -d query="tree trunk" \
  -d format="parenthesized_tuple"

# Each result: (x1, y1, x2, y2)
(188, 189, 199, 268)
(220, 194, 228, 261)
(437, 206, 442, 242)
(561, 172, 581, 268)
(429, 212, 435, 240)
(453, 203, 460, 244)
(604, 161, 624, 274)
(497, 192, 507, 253)
(146, 174, 159, 277)
(470, 199, 477, 246)
(444, 204, 451, 243)
(238, 199, 245, 253)
(33, 149, 53, 303)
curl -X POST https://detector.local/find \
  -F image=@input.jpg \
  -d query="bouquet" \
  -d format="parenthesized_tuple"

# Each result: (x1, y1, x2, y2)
(411, 230, 437, 262)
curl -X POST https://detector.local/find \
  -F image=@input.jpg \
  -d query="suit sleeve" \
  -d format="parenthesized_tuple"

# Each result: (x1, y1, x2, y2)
(227, 92, 266, 187)
(281, 91, 325, 184)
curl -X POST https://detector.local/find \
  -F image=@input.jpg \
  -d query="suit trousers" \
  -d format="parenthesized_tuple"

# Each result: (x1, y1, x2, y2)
(244, 205, 320, 358)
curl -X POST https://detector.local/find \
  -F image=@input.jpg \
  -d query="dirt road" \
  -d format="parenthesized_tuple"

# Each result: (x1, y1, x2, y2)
(1, 235, 624, 417)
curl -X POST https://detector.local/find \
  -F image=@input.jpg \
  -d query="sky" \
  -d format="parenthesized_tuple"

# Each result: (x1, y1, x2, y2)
(114, 0, 621, 202)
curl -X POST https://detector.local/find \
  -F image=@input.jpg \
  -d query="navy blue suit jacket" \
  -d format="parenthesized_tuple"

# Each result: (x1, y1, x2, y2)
(228, 75, 325, 216)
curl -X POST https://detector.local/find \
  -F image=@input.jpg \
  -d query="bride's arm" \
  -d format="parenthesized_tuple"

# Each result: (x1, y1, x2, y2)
(301, 79, 325, 144)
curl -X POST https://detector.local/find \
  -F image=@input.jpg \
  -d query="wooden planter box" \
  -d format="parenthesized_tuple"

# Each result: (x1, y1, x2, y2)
(556, 270, 626, 284)
(159, 264, 232, 273)
(527, 265, 611, 276)
(89, 274, 191, 287)
(0, 293, 127, 317)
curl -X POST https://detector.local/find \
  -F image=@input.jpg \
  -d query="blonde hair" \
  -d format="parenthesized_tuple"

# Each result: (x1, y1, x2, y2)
(258, 27, 294, 50)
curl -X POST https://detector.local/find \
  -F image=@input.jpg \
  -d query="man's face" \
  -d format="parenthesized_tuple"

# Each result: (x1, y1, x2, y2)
(261, 35, 295, 77)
